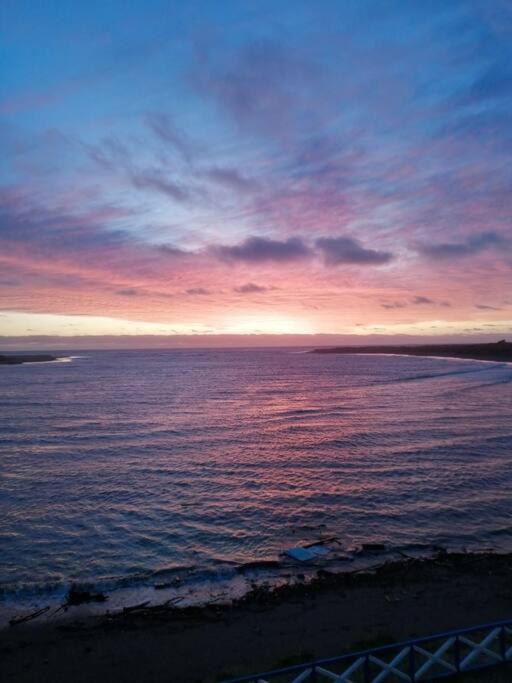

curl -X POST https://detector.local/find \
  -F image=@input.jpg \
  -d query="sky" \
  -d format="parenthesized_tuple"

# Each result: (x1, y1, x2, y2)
(1, 0, 512, 345)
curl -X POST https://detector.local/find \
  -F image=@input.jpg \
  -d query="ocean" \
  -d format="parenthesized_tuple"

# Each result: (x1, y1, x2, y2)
(1, 348, 512, 619)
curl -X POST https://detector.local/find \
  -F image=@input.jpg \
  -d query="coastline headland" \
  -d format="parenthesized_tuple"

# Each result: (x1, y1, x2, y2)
(311, 339, 512, 363)
(0, 354, 58, 365)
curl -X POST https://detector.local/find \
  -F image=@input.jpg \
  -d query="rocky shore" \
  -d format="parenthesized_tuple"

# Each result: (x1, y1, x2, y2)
(2, 551, 512, 682)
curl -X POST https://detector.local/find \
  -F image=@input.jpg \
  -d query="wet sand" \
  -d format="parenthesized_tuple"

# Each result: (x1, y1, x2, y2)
(2, 552, 512, 682)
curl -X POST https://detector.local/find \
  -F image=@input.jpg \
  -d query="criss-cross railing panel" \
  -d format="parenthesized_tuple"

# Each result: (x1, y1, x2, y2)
(223, 618, 512, 683)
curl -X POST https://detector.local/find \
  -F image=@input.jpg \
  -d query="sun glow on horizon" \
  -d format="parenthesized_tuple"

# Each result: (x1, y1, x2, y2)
(223, 313, 315, 336)
(2, 3, 512, 341)
(1, 310, 511, 342)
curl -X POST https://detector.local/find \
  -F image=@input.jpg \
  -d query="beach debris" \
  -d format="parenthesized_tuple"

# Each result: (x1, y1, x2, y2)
(66, 588, 108, 606)
(384, 594, 401, 604)
(151, 564, 195, 577)
(122, 600, 151, 614)
(316, 569, 334, 579)
(361, 543, 387, 553)
(209, 593, 230, 605)
(168, 596, 184, 606)
(154, 576, 185, 590)
(100, 597, 184, 625)
(304, 536, 340, 548)
(283, 535, 341, 562)
(9, 606, 50, 627)
(290, 523, 328, 535)
(285, 545, 329, 562)
(151, 565, 196, 589)
(236, 560, 280, 574)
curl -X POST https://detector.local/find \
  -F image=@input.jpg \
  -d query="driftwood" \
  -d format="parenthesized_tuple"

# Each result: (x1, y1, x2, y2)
(101, 597, 185, 625)
(361, 543, 387, 553)
(122, 600, 151, 614)
(236, 560, 281, 573)
(9, 606, 50, 626)
(303, 536, 340, 548)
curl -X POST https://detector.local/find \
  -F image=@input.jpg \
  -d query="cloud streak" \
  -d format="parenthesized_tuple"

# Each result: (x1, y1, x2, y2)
(214, 236, 311, 263)
(316, 236, 393, 266)
(2, 2, 512, 336)
(146, 112, 198, 163)
(417, 232, 507, 260)
(233, 282, 270, 294)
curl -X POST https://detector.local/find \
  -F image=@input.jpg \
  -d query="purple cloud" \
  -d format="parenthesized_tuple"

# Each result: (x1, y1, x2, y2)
(316, 236, 393, 266)
(131, 170, 190, 202)
(381, 296, 451, 310)
(158, 244, 190, 258)
(417, 232, 506, 259)
(381, 301, 407, 310)
(116, 288, 138, 296)
(185, 287, 210, 295)
(192, 40, 322, 139)
(214, 236, 311, 263)
(233, 282, 269, 293)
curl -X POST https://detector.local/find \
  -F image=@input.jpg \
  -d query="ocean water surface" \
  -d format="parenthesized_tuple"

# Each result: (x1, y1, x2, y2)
(1, 348, 512, 616)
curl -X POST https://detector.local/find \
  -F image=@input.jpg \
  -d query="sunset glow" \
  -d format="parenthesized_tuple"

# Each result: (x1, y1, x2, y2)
(1, 1, 512, 343)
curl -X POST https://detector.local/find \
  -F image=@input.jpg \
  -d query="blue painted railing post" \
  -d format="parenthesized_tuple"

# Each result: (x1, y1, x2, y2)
(454, 634, 461, 674)
(408, 645, 416, 682)
(221, 618, 512, 683)
(500, 624, 506, 662)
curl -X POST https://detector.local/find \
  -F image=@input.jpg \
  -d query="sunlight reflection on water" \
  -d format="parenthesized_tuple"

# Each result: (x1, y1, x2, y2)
(1, 348, 512, 602)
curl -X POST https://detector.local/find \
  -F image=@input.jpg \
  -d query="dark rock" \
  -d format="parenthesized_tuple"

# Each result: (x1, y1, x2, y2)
(361, 543, 387, 553)
(236, 560, 281, 573)
(66, 588, 108, 606)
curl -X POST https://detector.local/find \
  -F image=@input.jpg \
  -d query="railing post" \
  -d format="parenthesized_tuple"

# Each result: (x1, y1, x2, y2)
(408, 645, 415, 682)
(499, 625, 507, 662)
(221, 619, 512, 683)
(364, 653, 370, 682)
(454, 634, 461, 674)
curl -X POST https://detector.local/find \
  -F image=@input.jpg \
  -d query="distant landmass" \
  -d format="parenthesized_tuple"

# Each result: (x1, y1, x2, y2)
(0, 354, 58, 365)
(311, 340, 512, 363)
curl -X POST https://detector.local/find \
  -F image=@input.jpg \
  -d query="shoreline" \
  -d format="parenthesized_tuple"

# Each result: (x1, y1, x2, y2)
(309, 340, 512, 363)
(2, 551, 512, 682)
(3, 538, 508, 629)
(0, 353, 60, 365)
(311, 340, 512, 364)
(0, 545, 430, 627)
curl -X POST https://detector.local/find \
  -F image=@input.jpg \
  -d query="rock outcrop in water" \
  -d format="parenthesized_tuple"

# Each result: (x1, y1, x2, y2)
(0, 354, 58, 365)
(311, 340, 512, 363)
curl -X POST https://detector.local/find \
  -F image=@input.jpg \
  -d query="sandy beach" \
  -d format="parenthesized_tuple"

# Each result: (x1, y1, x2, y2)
(2, 552, 512, 682)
